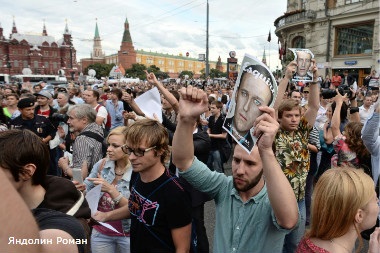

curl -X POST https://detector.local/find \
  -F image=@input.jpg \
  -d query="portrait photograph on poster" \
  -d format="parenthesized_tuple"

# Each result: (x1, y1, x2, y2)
(289, 48, 314, 83)
(223, 54, 278, 153)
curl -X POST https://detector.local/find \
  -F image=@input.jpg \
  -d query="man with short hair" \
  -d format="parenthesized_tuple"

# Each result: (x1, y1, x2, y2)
(172, 85, 299, 253)
(359, 95, 374, 124)
(0, 129, 90, 253)
(82, 89, 108, 128)
(3, 93, 20, 120)
(207, 100, 227, 173)
(10, 97, 56, 146)
(301, 86, 309, 106)
(34, 90, 62, 176)
(125, 119, 192, 253)
(34, 90, 57, 120)
(289, 90, 302, 103)
(274, 60, 320, 253)
(33, 83, 42, 93)
(58, 104, 104, 179)
(105, 88, 124, 130)
(295, 50, 313, 81)
(69, 87, 84, 104)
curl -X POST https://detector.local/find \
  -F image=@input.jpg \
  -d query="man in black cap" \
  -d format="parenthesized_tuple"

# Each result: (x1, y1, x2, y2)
(10, 97, 57, 174)
(10, 97, 56, 144)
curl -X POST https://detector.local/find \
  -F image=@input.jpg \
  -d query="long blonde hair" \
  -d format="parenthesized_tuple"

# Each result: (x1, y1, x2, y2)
(307, 167, 374, 244)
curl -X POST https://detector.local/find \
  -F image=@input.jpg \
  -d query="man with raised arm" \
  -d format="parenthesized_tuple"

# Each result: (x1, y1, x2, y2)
(172, 85, 299, 253)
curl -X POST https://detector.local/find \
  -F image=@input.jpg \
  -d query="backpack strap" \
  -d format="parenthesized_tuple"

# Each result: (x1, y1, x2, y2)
(79, 131, 104, 143)
(66, 190, 85, 216)
(94, 104, 101, 112)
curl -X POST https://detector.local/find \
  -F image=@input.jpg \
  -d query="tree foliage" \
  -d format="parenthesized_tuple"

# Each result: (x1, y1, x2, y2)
(179, 70, 194, 79)
(84, 63, 114, 79)
(200, 68, 227, 79)
(124, 64, 169, 80)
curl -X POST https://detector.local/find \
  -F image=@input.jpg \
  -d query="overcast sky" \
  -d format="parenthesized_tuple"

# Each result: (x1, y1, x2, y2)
(0, 0, 287, 71)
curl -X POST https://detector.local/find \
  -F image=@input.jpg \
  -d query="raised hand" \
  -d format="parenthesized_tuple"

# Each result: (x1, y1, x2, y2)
(178, 85, 209, 121)
(252, 106, 279, 151)
(144, 70, 158, 85)
(285, 61, 297, 79)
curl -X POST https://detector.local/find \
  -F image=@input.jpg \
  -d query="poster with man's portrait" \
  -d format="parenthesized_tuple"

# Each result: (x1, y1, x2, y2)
(289, 48, 314, 83)
(223, 54, 278, 153)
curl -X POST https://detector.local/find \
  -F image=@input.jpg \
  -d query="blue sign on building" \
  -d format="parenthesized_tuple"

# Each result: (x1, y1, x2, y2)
(344, 60, 358, 65)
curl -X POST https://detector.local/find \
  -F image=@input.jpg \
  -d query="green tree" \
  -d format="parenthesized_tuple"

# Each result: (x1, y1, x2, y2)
(179, 70, 194, 79)
(125, 63, 147, 80)
(147, 65, 169, 80)
(200, 68, 227, 79)
(84, 63, 114, 79)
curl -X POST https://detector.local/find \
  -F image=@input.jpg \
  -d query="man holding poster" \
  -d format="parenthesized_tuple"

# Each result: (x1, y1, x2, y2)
(223, 54, 277, 153)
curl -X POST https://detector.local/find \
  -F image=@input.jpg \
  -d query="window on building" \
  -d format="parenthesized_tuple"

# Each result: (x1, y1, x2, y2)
(44, 62, 49, 68)
(0, 60, 3, 67)
(301, 0, 306, 9)
(53, 62, 57, 69)
(34, 61, 39, 68)
(335, 23, 373, 56)
(345, 0, 361, 4)
(169, 61, 174, 66)
(23, 60, 28, 68)
(137, 57, 141, 63)
(292, 36, 305, 48)
(146, 57, 153, 64)
(179, 61, 184, 67)
(13, 60, 19, 67)
(188, 63, 193, 68)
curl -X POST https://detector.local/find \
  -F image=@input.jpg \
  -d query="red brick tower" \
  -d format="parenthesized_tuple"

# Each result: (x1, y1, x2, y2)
(118, 16, 136, 70)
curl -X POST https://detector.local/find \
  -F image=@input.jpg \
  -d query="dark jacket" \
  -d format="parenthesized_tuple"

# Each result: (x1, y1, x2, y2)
(34, 105, 58, 127)
(38, 175, 91, 219)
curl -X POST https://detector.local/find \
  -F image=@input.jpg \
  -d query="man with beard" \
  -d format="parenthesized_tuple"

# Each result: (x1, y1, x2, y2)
(172, 85, 299, 253)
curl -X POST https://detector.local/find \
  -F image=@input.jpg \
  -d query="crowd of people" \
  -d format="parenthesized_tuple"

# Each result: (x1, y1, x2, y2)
(0, 60, 379, 253)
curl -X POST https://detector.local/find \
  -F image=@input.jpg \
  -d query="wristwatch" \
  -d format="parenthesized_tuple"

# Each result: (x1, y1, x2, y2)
(113, 193, 123, 205)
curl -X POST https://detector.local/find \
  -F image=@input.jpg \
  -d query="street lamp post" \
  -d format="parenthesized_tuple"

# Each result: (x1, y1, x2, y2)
(205, 0, 209, 79)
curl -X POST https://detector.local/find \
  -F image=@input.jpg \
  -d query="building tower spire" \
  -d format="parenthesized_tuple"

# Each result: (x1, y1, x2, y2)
(262, 48, 267, 66)
(42, 19, 48, 36)
(121, 17, 133, 43)
(11, 16, 18, 34)
(118, 14, 136, 69)
(92, 18, 104, 58)
(63, 18, 70, 35)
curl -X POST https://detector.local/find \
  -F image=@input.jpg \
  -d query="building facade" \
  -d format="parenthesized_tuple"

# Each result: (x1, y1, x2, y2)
(275, 0, 379, 86)
(81, 17, 226, 78)
(0, 19, 78, 79)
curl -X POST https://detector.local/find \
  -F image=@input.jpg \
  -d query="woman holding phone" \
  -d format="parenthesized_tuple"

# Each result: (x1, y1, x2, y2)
(84, 126, 132, 253)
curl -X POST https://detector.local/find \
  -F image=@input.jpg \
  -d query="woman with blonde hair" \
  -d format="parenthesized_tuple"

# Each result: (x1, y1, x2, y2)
(296, 167, 379, 252)
(84, 126, 132, 253)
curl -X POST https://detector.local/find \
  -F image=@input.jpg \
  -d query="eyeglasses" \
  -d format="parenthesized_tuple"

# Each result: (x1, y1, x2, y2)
(121, 145, 156, 157)
(303, 91, 309, 94)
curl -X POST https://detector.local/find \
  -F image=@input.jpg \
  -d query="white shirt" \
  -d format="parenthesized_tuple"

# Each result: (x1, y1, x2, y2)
(94, 104, 108, 126)
(359, 105, 374, 124)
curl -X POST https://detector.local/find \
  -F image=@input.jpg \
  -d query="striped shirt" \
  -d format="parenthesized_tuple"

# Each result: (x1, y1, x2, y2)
(72, 122, 104, 173)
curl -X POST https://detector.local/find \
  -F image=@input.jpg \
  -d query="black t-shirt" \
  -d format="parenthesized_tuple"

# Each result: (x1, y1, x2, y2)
(208, 115, 226, 150)
(129, 170, 192, 253)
